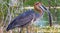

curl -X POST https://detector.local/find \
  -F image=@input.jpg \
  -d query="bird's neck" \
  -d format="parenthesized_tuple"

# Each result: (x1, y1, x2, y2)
(39, 10, 43, 16)
(35, 10, 43, 16)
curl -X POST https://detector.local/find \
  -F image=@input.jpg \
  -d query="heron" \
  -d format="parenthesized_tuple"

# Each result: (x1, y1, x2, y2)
(6, 2, 52, 33)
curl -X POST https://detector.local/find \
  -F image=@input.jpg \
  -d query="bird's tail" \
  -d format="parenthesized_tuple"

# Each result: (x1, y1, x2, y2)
(6, 22, 16, 31)
(6, 24, 13, 31)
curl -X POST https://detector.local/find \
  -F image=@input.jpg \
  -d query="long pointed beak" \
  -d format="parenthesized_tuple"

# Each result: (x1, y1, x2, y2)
(39, 5, 52, 26)
(39, 5, 47, 11)
(39, 5, 50, 13)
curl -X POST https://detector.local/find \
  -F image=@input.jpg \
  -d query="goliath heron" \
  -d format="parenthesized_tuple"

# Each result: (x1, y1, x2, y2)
(6, 2, 52, 33)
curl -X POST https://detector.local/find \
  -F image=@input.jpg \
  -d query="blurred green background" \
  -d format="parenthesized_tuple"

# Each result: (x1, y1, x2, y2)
(0, 0, 60, 33)
(0, 0, 60, 26)
(24, 0, 60, 26)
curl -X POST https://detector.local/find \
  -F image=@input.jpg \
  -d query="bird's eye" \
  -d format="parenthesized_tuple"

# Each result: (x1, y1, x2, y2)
(36, 3, 39, 5)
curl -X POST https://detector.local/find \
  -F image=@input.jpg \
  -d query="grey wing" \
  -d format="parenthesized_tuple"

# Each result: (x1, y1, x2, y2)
(14, 14, 34, 27)
(6, 14, 35, 31)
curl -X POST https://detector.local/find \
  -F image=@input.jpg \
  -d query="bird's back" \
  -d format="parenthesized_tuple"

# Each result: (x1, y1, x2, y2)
(6, 9, 40, 31)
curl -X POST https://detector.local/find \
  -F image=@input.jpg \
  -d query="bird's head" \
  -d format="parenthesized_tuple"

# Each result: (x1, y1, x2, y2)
(34, 2, 48, 15)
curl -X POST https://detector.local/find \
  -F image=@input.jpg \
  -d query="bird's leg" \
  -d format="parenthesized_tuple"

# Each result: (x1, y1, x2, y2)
(19, 28, 23, 33)
(29, 26, 32, 33)
(26, 26, 29, 33)
(30, 17, 35, 33)
(30, 25, 34, 33)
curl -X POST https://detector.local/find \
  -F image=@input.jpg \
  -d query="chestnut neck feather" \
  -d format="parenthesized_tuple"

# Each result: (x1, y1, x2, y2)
(34, 5, 43, 16)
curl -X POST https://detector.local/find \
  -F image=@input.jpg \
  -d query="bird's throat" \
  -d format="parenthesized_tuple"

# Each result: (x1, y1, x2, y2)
(35, 10, 43, 16)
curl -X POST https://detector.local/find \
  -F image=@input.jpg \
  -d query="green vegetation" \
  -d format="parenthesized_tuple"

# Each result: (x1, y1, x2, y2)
(0, 0, 60, 26)
(0, 0, 60, 33)
(24, 0, 60, 6)
(24, 0, 60, 24)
